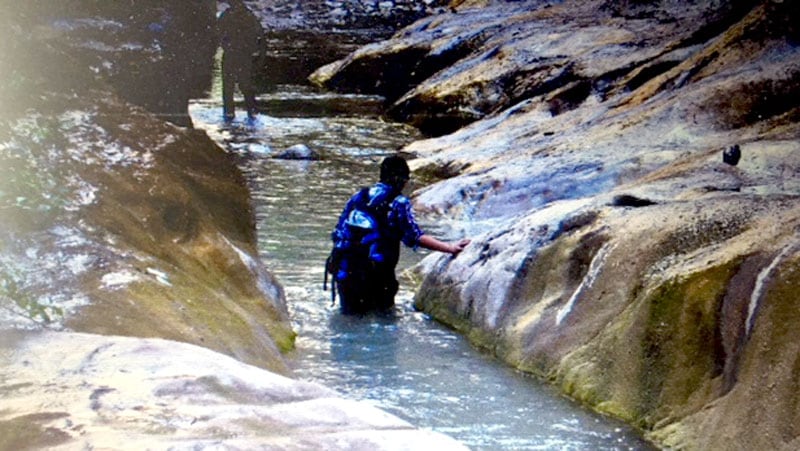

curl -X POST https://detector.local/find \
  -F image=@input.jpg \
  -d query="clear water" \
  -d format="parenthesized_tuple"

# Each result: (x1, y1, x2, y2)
(188, 88, 656, 450)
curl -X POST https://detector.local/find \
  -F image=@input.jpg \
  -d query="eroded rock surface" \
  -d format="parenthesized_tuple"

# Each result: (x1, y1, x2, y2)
(1, 1, 294, 369)
(238, 0, 451, 88)
(1, 2, 472, 449)
(316, 0, 800, 448)
(0, 330, 468, 450)
(0, 85, 293, 372)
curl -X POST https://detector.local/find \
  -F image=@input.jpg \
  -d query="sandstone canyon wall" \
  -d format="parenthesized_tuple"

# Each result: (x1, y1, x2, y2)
(312, 0, 800, 448)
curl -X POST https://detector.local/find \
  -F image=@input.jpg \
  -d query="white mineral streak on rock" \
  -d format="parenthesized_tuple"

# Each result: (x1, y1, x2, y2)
(101, 141, 138, 166)
(225, 235, 283, 302)
(101, 270, 140, 289)
(65, 253, 93, 275)
(58, 109, 153, 170)
(747, 240, 798, 335)
(51, 225, 89, 247)
(61, 294, 92, 314)
(64, 177, 98, 211)
(145, 267, 172, 286)
(0, 331, 469, 450)
(556, 241, 614, 326)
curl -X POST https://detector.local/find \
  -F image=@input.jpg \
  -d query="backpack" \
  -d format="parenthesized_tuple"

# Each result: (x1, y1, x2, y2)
(324, 186, 397, 305)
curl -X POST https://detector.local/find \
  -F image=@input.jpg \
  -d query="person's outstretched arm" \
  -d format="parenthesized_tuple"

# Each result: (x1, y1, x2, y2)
(419, 235, 471, 256)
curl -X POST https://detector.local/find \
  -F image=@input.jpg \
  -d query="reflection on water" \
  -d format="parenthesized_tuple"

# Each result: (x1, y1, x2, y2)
(189, 88, 655, 450)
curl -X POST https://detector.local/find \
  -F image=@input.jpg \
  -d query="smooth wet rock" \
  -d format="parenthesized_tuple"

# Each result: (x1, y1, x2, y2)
(312, 0, 748, 136)
(1, 5, 293, 374)
(0, 3, 470, 450)
(242, 0, 450, 86)
(0, 331, 468, 450)
(0, 87, 294, 373)
(319, 0, 800, 449)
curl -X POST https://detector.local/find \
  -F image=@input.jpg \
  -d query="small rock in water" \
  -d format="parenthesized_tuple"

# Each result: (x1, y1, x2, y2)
(249, 143, 272, 155)
(274, 144, 320, 160)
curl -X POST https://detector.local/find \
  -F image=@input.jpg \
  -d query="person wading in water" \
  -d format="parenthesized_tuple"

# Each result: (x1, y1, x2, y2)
(326, 155, 470, 315)
(217, 0, 263, 122)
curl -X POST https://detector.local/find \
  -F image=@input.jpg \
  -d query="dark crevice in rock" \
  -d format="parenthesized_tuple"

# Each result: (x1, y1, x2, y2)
(598, 1, 765, 103)
(564, 231, 610, 303)
(393, 60, 581, 136)
(416, 29, 500, 84)
(408, 112, 479, 137)
(321, 25, 498, 105)
(547, 79, 593, 116)
(590, 47, 688, 102)
(558, 211, 600, 235)
(258, 30, 375, 87)
(415, 160, 473, 185)
(669, 0, 762, 52)
(624, 60, 682, 93)
(89, 387, 116, 411)
(159, 201, 200, 243)
(711, 300, 728, 380)
(327, 45, 433, 101)
(503, 61, 579, 111)
(611, 194, 658, 208)
(671, 50, 718, 90)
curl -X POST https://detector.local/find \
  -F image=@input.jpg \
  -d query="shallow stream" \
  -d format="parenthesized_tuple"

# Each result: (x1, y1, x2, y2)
(189, 86, 655, 450)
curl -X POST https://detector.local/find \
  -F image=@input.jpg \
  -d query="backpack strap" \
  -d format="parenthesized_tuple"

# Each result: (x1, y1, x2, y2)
(324, 251, 338, 306)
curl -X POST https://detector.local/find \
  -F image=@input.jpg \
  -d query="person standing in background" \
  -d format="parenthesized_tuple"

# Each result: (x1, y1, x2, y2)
(217, 0, 264, 122)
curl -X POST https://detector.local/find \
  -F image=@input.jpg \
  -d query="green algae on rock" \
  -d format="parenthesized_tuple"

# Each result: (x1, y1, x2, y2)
(319, 0, 800, 448)
(0, 89, 294, 373)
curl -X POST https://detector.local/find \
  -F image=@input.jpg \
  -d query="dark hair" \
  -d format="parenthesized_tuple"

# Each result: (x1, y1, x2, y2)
(380, 155, 410, 187)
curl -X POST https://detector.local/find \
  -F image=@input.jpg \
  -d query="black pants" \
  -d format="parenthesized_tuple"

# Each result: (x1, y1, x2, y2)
(336, 263, 398, 315)
(221, 52, 257, 119)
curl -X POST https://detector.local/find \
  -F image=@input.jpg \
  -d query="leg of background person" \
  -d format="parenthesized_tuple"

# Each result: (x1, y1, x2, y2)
(221, 53, 236, 120)
(239, 69, 257, 119)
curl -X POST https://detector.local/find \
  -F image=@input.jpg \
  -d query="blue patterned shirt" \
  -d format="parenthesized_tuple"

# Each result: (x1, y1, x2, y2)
(333, 182, 423, 266)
